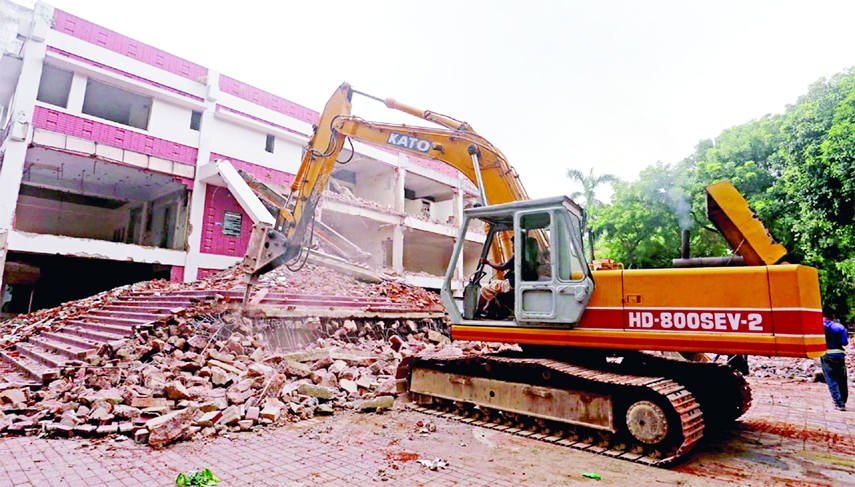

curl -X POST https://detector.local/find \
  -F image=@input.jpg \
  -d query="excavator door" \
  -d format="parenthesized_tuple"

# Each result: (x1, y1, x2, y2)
(514, 201, 593, 325)
(443, 196, 593, 327)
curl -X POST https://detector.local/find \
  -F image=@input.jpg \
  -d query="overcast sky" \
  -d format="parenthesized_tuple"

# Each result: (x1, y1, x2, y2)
(17, 0, 855, 200)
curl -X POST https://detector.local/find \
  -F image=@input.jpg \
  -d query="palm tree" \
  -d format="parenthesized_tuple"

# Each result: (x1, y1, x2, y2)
(566, 168, 619, 261)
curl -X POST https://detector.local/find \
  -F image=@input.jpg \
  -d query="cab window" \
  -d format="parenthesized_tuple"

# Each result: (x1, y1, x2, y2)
(556, 212, 586, 281)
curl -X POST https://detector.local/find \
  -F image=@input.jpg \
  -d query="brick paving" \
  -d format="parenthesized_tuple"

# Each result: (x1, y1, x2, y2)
(0, 377, 853, 486)
(0, 417, 520, 487)
(741, 378, 855, 451)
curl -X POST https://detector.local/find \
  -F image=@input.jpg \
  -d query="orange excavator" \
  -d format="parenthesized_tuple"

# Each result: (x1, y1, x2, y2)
(241, 83, 824, 466)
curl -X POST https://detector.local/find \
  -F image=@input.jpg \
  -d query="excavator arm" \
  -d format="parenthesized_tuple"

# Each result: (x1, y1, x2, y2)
(240, 82, 530, 299)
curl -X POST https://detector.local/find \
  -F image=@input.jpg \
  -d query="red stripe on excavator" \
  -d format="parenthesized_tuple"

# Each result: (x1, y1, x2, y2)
(450, 326, 824, 358)
(574, 307, 820, 335)
(771, 308, 823, 335)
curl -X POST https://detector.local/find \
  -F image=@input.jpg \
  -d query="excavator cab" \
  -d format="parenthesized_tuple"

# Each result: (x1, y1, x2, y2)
(443, 196, 594, 327)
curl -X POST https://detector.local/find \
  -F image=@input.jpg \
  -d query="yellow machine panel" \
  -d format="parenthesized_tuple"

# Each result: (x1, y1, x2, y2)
(705, 181, 787, 265)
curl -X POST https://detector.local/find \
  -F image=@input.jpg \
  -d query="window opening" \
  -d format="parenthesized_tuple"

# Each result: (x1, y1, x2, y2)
(190, 110, 202, 131)
(82, 79, 151, 129)
(265, 134, 275, 153)
(36, 64, 73, 108)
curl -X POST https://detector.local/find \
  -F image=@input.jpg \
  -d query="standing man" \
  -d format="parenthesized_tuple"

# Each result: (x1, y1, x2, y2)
(822, 310, 849, 411)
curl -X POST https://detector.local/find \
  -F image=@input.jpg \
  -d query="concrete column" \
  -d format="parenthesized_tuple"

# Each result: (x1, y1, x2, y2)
(391, 157, 407, 274)
(393, 158, 407, 212)
(392, 225, 404, 274)
(182, 70, 219, 282)
(0, 5, 52, 291)
(65, 72, 87, 112)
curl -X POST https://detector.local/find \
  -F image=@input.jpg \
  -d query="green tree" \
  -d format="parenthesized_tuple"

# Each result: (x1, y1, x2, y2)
(594, 163, 686, 268)
(566, 168, 619, 261)
(774, 69, 855, 317)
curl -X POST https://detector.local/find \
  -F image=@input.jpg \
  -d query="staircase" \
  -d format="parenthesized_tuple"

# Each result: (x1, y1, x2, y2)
(0, 287, 442, 389)
(0, 292, 196, 388)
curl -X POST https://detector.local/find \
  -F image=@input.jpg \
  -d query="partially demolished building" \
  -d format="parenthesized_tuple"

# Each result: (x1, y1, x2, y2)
(0, 1, 486, 318)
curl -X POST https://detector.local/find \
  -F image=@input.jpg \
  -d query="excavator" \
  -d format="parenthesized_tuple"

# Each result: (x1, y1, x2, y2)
(240, 82, 825, 466)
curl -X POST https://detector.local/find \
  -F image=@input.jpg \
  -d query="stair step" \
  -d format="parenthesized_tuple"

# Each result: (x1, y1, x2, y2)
(62, 325, 127, 344)
(79, 315, 152, 327)
(112, 300, 191, 308)
(29, 336, 91, 360)
(129, 290, 218, 297)
(0, 371, 41, 390)
(40, 331, 101, 351)
(16, 343, 69, 369)
(101, 304, 181, 313)
(91, 310, 171, 321)
(0, 350, 59, 383)
(67, 320, 135, 338)
(119, 295, 196, 303)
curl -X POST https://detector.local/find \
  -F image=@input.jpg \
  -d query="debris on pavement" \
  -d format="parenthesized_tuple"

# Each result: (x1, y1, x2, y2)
(0, 261, 516, 450)
(417, 458, 449, 470)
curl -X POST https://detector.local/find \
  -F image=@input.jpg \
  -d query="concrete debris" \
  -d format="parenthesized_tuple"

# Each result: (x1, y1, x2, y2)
(357, 395, 394, 412)
(0, 258, 510, 450)
(145, 408, 197, 449)
(417, 458, 449, 471)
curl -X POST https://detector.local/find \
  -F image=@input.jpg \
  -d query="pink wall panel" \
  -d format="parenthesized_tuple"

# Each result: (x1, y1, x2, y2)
(170, 266, 184, 283)
(48, 47, 203, 102)
(52, 10, 208, 82)
(200, 186, 253, 257)
(218, 75, 318, 125)
(50, 10, 466, 186)
(33, 107, 199, 165)
(210, 153, 295, 188)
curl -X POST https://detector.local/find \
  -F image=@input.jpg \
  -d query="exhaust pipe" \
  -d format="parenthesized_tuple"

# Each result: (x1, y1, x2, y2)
(681, 229, 690, 259)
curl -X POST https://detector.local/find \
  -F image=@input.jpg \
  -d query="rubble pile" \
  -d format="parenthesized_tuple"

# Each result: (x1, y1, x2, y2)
(1, 261, 443, 354)
(0, 303, 501, 448)
(0, 281, 169, 351)
(0, 259, 463, 448)
(324, 190, 403, 216)
(749, 348, 855, 381)
(204, 264, 444, 311)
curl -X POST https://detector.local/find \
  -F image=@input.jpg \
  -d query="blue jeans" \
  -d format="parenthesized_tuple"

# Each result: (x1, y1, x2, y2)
(821, 355, 848, 408)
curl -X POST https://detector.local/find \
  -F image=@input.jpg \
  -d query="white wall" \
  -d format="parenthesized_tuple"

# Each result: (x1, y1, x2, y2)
(15, 195, 130, 241)
(404, 198, 430, 218)
(403, 234, 452, 276)
(148, 99, 200, 147)
(354, 173, 395, 208)
(210, 119, 302, 173)
(432, 199, 454, 223)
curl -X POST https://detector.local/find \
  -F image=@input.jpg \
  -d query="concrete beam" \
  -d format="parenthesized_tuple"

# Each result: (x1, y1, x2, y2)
(7, 230, 186, 266)
(320, 199, 402, 225)
(200, 159, 275, 226)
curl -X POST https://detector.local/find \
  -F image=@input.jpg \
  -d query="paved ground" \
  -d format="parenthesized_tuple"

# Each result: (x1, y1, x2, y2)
(0, 377, 853, 486)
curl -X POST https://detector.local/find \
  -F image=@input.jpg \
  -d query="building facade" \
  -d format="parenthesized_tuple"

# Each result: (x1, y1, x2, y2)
(0, 1, 487, 316)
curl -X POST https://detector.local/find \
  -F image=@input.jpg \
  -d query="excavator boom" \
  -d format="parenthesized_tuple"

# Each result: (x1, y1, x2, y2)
(241, 82, 529, 289)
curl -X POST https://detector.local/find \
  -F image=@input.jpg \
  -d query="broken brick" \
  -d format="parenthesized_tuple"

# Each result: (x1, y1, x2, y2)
(146, 408, 197, 448)
(196, 410, 222, 427)
(259, 406, 281, 422)
(218, 406, 240, 426)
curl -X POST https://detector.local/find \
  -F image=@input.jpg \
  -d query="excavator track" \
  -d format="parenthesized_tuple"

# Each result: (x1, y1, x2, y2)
(401, 353, 707, 467)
